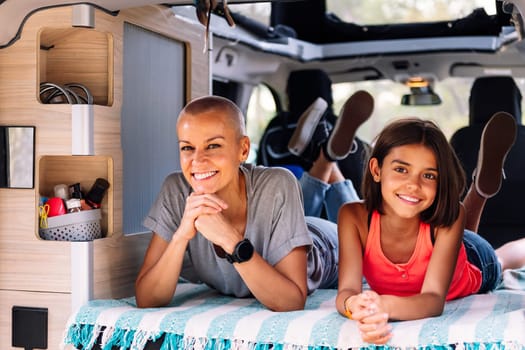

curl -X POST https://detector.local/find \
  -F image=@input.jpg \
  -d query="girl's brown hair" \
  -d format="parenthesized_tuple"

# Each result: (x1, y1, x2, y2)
(362, 118, 466, 227)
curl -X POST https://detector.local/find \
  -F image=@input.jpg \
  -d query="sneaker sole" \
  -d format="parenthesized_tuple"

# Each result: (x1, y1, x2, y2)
(326, 90, 374, 160)
(288, 97, 328, 156)
(475, 111, 517, 198)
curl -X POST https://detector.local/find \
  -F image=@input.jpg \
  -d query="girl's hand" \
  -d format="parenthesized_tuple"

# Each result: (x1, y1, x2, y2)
(357, 312, 392, 345)
(349, 291, 392, 345)
(179, 192, 228, 241)
(348, 291, 381, 321)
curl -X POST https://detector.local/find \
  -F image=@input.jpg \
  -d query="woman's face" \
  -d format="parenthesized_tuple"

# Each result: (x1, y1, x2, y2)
(370, 143, 438, 219)
(177, 109, 249, 195)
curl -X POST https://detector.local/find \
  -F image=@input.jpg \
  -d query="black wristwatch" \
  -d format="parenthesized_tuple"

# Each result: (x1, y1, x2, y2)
(225, 239, 254, 264)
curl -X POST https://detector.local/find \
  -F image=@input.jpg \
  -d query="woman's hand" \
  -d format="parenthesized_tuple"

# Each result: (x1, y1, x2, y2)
(194, 211, 241, 252)
(349, 291, 392, 345)
(179, 192, 228, 241)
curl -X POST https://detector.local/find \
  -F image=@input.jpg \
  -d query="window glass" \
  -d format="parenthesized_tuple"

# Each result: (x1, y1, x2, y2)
(326, 0, 496, 25)
(246, 77, 525, 162)
(245, 84, 277, 163)
(245, 77, 473, 160)
(332, 78, 472, 143)
(333, 77, 525, 144)
(230, 1, 496, 27)
(229, 3, 271, 25)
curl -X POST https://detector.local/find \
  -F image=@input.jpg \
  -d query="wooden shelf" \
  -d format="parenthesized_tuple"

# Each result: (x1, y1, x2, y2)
(38, 27, 113, 106)
(38, 155, 113, 237)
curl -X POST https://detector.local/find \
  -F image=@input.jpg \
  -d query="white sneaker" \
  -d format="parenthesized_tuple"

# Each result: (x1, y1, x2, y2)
(288, 97, 329, 157)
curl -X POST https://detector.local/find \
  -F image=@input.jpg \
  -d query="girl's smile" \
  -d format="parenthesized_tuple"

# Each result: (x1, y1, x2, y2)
(397, 194, 421, 204)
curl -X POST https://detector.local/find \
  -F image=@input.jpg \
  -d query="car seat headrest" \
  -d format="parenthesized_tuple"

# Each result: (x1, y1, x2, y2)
(286, 69, 333, 121)
(469, 76, 522, 125)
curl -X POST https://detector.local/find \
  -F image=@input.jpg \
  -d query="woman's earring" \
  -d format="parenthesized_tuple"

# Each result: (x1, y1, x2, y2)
(374, 176, 380, 182)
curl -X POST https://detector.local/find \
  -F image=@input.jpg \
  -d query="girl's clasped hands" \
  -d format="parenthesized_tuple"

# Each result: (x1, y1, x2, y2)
(347, 291, 392, 344)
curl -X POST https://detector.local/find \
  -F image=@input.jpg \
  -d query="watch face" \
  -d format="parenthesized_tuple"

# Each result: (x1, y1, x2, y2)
(236, 239, 254, 261)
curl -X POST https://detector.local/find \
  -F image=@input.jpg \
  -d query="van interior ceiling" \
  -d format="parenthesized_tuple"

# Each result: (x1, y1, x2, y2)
(204, 0, 525, 104)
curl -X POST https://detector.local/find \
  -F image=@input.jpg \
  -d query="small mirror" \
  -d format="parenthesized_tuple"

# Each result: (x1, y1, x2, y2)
(0, 126, 35, 188)
(401, 86, 442, 106)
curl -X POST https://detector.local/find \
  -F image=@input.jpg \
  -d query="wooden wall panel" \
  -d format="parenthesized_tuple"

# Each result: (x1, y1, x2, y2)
(0, 290, 71, 350)
(0, 190, 71, 292)
(92, 232, 152, 299)
(0, 3, 210, 347)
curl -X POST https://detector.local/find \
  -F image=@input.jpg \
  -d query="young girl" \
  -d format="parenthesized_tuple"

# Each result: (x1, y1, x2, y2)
(336, 115, 525, 345)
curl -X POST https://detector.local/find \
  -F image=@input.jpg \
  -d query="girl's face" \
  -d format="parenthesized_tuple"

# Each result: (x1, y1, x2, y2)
(370, 143, 438, 219)
(177, 110, 249, 195)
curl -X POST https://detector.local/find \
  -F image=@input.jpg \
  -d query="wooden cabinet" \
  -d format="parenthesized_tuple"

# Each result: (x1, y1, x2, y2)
(0, 4, 209, 348)
(38, 155, 113, 238)
(39, 27, 113, 106)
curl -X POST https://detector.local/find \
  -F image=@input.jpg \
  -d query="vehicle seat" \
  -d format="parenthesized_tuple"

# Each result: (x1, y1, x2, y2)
(257, 69, 370, 195)
(450, 76, 525, 248)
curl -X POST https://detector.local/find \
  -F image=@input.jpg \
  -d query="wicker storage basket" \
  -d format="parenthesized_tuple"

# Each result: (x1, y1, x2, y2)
(39, 209, 102, 241)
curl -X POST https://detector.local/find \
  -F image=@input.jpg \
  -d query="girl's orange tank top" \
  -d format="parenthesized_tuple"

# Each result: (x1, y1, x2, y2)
(363, 211, 482, 300)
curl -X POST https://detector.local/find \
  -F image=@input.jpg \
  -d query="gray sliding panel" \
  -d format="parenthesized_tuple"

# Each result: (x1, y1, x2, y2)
(121, 23, 185, 234)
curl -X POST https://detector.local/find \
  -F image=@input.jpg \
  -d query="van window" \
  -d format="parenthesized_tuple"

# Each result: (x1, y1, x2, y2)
(334, 77, 525, 143)
(245, 83, 278, 163)
(246, 78, 472, 159)
(231, 1, 496, 27)
(326, 1, 496, 24)
(229, 3, 271, 26)
(332, 78, 473, 143)
(247, 76, 525, 160)
(247, 78, 473, 151)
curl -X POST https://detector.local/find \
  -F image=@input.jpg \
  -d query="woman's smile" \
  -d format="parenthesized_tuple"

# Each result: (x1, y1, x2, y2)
(193, 170, 218, 181)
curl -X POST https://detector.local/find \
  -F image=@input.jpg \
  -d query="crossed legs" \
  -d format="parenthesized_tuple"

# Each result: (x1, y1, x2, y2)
(290, 91, 374, 221)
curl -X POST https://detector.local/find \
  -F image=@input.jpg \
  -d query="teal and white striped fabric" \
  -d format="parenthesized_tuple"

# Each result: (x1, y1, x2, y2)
(63, 268, 525, 350)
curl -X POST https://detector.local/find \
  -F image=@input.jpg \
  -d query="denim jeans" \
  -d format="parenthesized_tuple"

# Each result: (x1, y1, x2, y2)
(463, 230, 502, 293)
(300, 172, 360, 223)
(306, 216, 339, 289)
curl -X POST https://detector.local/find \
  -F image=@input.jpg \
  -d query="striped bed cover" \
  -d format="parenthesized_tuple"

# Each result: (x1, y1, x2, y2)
(62, 268, 525, 350)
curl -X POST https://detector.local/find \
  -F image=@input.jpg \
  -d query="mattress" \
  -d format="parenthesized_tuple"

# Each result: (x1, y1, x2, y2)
(62, 267, 525, 350)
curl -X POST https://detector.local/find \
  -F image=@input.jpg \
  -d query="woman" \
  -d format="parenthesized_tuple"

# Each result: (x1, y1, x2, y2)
(135, 95, 339, 311)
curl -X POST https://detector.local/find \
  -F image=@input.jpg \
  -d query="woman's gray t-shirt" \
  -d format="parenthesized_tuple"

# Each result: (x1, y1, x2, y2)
(143, 164, 314, 297)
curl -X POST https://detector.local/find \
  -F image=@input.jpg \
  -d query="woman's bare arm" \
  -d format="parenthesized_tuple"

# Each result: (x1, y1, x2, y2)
(135, 233, 189, 308)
